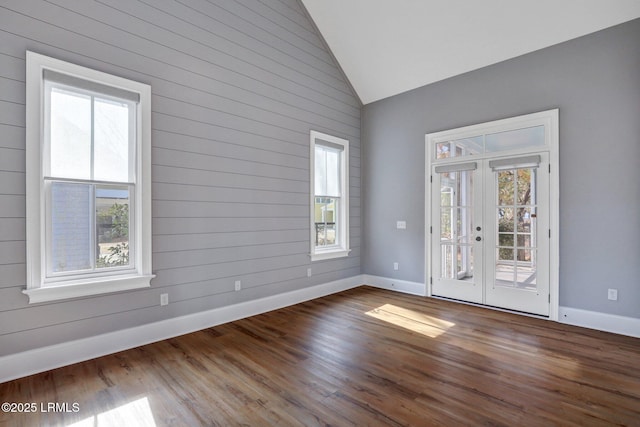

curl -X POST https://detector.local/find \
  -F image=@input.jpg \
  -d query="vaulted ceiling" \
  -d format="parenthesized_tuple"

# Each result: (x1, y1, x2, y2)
(301, 0, 640, 104)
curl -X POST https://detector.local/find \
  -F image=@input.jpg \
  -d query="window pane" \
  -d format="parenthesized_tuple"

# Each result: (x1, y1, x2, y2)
(325, 149, 340, 197)
(457, 244, 474, 280)
(497, 170, 514, 205)
(459, 245, 474, 281)
(441, 244, 454, 279)
(315, 145, 341, 197)
(94, 98, 131, 182)
(517, 248, 533, 263)
(440, 208, 452, 240)
(96, 186, 131, 268)
(495, 260, 516, 287)
(517, 207, 533, 233)
(452, 136, 483, 157)
(516, 252, 537, 291)
(50, 88, 91, 179)
(516, 168, 535, 205)
(440, 184, 452, 207)
(499, 233, 514, 246)
(436, 136, 482, 159)
(517, 234, 532, 248)
(436, 142, 450, 159)
(499, 248, 514, 261)
(314, 147, 326, 195)
(314, 197, 337, 247)
(440, 173, 456, 206)
(455, 170, 473, 207)
(456, 208, 472, 244)
(485, 126, 545, 152)
(498, 207, 514, 233)
(50, 182, 92, 272)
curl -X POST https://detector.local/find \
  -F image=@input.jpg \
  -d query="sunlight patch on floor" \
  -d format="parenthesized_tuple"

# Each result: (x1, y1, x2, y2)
(67, 397, 156, 427)
(366, 304, 455, 338)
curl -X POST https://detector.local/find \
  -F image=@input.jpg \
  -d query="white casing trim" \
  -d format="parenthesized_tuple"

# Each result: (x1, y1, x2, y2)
(559, 306, 640, 339)
(0, 276, 362, 384)
(23, 274, 154, 303)
(310, 249, 351, 262)
(424, 109, 560, 321)
(363, 274, 426, 296)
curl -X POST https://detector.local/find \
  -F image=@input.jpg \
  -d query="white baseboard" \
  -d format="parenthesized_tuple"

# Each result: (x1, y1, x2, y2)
(0, 275, 363, 384)
(559, 306, 640, 338)
(4, 278, 637, 383)
(362, 274, 426, 296)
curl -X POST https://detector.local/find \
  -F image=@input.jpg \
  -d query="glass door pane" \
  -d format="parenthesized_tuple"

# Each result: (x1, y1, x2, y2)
(439, 170, 474, 281)
(495, 168, 538, 291)
(432, 166, 482, 304)
(485, 153, 550, 316)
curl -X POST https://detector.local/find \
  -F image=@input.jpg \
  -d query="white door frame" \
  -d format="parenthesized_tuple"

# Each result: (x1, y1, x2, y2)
(425, 109, 559, 320)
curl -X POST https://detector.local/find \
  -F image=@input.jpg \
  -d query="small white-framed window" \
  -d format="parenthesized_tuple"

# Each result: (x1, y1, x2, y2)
(24, 51, 153, 303)
(310, 131, 350, 261)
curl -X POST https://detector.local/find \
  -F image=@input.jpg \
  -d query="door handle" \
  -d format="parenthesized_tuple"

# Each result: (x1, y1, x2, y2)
(476, 236, 482, 241)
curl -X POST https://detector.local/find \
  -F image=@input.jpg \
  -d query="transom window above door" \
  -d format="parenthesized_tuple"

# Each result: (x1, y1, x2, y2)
(433, 116, 553, 162)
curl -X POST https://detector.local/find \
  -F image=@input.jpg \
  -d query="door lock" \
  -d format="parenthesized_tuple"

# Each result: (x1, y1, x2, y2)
(475, 236, 482, 241)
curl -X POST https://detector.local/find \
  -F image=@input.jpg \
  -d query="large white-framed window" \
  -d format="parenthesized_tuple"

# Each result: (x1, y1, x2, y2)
(24, 51, 153, 303)
(310, 131, 350, 261)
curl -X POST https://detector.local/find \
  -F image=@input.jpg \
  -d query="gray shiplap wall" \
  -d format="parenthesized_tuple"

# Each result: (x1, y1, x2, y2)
(0, 0, 361, 356)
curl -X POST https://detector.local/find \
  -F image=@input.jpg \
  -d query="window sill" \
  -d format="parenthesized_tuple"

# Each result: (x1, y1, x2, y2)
(23, 274, 155, 304)
(310, 249, 351, 262)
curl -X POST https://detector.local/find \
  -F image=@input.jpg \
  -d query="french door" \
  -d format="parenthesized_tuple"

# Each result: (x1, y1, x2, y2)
(431, 154, 550, 316)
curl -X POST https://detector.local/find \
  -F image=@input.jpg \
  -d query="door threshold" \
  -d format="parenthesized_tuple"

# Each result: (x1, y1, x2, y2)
(430, 295, 549, 319)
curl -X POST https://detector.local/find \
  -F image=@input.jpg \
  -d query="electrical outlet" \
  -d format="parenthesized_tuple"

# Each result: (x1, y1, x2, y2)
(307, 268, 312, 277)
(160, 293, 168, 306)
(396, 221, 406, 229)
(607, 288, 618, 301)
(393, 262, 399, 271)
(235, 280, 241, 291)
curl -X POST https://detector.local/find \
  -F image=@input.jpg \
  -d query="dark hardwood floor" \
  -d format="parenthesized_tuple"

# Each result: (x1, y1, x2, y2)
(1, 286, 639, 426)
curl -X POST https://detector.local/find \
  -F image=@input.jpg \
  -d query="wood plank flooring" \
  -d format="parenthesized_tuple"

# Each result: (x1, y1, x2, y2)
(1, 286, 639, 426)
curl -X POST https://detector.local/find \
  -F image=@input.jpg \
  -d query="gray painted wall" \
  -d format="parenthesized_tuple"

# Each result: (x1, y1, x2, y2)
(362, 19, 640, 318)
(0, 0, 360, 356)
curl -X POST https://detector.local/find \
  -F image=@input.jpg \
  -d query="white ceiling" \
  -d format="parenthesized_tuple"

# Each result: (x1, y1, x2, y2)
(301, 0, 640, 104)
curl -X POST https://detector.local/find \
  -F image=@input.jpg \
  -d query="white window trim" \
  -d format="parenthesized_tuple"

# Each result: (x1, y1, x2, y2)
(310, 131, 350, 261)
(24, 51, 154, 304)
